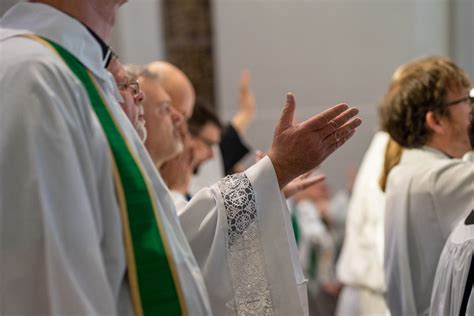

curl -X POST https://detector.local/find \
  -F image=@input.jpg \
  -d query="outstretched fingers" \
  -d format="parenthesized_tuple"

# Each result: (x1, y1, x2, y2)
(301, 103, 349, 131)
(324, 117, 362, 150)
(315, 107, 360, 139)
(298, 174, 326, 190)
(283, 173, 326, 198)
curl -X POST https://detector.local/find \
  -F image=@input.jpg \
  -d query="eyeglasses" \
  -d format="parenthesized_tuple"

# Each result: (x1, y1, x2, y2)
(118, 80, 140, 96)
(195, 135, 218, 148)
(445, 95, 474, 107)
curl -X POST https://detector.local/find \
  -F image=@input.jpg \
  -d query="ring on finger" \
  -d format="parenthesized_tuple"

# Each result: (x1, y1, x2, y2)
(329, 119, 338, 132)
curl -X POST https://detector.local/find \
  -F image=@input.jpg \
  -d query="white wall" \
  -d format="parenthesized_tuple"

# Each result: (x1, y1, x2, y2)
(110, 0, 165, 64)
(451, 0, 474, 79)
(0, 0, 166, 66)
(212, 0, 452, 191)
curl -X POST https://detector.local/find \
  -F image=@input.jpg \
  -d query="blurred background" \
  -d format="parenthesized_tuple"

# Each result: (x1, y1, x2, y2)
(1, 0, 473, 192)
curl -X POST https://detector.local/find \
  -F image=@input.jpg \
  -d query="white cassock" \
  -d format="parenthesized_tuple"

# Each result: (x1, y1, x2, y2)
(335, 132, 390, 316)
(0, 3, 307, 315)
(384, 146, 474, 315)
(430, 210, 474, 316)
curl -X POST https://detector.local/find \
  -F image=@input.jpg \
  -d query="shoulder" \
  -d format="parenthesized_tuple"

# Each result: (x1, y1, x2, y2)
(1, 36, 81, 90)
(429, 159, 473, 191)
(1, 36, 89, 118)
(391, 157, 472, 190)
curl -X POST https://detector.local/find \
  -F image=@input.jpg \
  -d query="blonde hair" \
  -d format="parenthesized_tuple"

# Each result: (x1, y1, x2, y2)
(379, 137, 403, 192)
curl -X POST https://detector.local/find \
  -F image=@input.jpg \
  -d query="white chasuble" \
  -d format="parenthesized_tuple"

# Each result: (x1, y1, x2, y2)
(1, 3, 211, 315)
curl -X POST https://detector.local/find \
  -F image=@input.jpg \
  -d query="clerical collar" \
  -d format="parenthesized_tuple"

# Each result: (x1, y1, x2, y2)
(83, 24, 113, 68)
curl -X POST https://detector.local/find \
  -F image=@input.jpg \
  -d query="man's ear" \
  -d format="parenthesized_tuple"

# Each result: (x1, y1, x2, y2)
(425, 111, 446, 135)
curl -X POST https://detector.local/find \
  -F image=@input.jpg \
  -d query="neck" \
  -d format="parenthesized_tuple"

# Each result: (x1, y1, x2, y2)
(32, 0, 118, 41)
(425, 139, 462, 159)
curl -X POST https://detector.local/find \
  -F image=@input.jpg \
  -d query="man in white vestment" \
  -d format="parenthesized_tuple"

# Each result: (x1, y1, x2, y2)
(336, 131, 391, 316)
(108, 55, 147, 141)
(430, 106, 474, 316)
(381, 57, 474, 315)
(0, 1, 361, 315)
(335, 63, 417, 316)
(138, 68, 185, 168)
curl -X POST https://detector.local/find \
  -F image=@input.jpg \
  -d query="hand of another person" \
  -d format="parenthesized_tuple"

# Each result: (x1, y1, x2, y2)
(231, 69, 256, 134)
(283, 171, 326, 198)
(255, 150, 325, 198)
(268, 93, 361, 189)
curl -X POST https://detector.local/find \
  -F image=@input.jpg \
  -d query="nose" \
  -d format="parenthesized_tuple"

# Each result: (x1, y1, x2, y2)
(134, 91, 145, 104)
(171, 106, 183, 124)
(206, 146, 214, 160)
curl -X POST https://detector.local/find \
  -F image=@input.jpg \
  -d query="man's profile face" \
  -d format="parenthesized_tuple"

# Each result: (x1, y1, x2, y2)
(108, 57, 147, 140)
(442, 87, 473, 156)
(468, 107, 474, 149)
(108, 58, 135, 121)
(140, 78, 183, 164)
(191, 123, 221, 173)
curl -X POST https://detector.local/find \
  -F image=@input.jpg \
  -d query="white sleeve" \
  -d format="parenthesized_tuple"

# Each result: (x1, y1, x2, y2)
(178, 156, 308, 315)
(0, 60, 117, 315)
(169, 190, 188, 213)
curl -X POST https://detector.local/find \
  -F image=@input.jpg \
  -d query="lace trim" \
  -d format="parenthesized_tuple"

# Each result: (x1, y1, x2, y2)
(218, 174, 274, 315)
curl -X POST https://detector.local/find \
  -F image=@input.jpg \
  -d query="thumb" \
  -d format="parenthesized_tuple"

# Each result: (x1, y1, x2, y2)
(276, 92, 296, 133)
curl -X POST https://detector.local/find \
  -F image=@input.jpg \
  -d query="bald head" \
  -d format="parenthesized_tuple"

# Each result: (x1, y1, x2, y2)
(146, 62, 195, 119)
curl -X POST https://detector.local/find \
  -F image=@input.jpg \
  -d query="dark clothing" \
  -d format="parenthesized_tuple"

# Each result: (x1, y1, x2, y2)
(219, 123, 250, 175)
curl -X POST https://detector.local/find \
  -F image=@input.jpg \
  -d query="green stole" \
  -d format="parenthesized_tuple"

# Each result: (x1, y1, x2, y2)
(22, 34, 186, 316)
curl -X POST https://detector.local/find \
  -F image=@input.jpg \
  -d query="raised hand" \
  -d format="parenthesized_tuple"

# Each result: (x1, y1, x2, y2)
(268, 93, 361, 189)
(231, 69, 256, 134)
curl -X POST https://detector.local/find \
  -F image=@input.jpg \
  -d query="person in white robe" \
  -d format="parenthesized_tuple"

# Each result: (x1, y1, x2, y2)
(430, 93, 474, 316)
(430, 209, 474, 316)
(335, 131, 391, 316)
(0, 2, 362, 315)
(380, 56, 474, 315)
(291, 182, 340, 316)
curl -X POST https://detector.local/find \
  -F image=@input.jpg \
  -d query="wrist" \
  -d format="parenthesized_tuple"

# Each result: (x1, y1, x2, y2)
(231, 113, 251, 134)
(267, 151, 291, 189)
